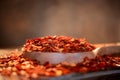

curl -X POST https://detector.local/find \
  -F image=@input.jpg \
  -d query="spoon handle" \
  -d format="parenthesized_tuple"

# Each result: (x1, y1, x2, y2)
(94, 42, 120, 55)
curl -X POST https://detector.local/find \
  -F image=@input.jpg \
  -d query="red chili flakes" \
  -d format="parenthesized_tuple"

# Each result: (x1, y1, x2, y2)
(22, 36, 95, 53)
(0, 52, 120, 80)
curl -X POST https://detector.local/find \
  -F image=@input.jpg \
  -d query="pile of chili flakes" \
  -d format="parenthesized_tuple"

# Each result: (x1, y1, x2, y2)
(0, 52, 120, 79)
(22, 36, 95, 53)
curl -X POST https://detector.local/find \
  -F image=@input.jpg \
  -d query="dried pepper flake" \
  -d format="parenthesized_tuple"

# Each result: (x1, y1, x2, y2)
(0, 52, 120, 79)
(22, 36, 95, 53)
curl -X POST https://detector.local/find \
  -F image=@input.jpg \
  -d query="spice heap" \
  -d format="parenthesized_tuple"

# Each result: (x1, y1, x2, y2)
(22, 36, 95, 53)
(0, 52, 120, 79)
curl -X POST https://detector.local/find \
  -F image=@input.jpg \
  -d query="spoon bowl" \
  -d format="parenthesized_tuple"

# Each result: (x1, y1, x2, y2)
(22, 43, 120, 64)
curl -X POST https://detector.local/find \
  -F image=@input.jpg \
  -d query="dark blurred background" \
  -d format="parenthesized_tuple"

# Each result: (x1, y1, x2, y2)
(0, 0, 120, 48)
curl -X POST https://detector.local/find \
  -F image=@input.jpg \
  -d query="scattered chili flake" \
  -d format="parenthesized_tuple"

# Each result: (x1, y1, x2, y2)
(0, 52, 120, 80)
(22, 35, 95, 53)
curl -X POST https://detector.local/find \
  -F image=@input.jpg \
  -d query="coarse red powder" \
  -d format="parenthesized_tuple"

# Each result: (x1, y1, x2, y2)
(0, 52, 119, 79)
(22, 36, 95, 53)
